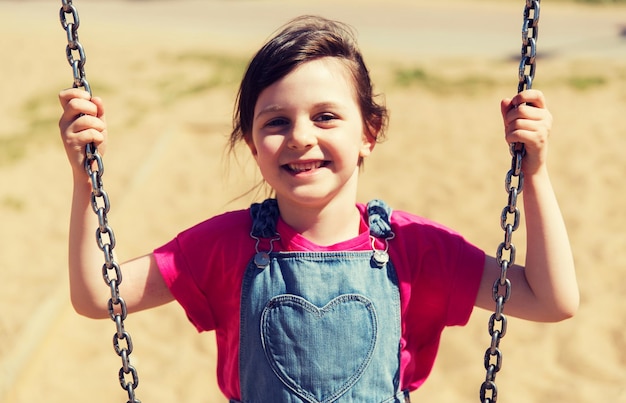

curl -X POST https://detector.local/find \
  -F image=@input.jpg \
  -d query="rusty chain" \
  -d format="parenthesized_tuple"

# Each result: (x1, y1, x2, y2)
(59, 1, 141, 402)
(479, 1, 540, 402)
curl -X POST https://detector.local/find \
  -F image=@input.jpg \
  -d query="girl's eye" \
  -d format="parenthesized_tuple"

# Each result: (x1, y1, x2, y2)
(266, 117, 289, 128)
(315, 113, 337, 123)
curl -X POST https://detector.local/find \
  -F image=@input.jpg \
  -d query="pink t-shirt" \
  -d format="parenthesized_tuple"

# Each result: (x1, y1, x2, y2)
(154, 203, 485, 399)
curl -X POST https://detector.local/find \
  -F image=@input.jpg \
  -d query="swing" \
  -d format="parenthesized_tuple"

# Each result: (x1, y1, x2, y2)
(480, 2, 540, 402)
(59, 2, 139, 402)
(58, 1, 541, 402)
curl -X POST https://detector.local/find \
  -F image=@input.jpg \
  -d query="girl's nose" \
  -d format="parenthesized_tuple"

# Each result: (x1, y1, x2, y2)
(287, 120, 316, 150)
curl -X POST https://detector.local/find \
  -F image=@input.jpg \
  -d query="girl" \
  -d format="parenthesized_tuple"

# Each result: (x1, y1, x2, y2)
(59, 15, 578, 403)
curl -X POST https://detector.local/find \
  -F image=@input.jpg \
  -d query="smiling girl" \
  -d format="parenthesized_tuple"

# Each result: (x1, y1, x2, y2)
(59, 15, 578, 402)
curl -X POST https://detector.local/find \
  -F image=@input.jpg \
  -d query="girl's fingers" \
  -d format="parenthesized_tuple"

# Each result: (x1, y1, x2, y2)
(59, 90, 107, 138)
(58, 89, 109, 173)
(500, 98, 513, 123)
(499, 90, 552, 175)
(69, 114, 107, 136)
(58, 88, 91, 108)
(511, 89, 546, 109)
(59, 89, 99, 124)
(59, 90, 106, 145)
(90, 96, 106, 119)
(502, 92, 550, 128)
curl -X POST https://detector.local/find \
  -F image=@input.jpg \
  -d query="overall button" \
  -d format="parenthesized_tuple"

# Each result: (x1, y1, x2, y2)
(254, 252, 270, 269)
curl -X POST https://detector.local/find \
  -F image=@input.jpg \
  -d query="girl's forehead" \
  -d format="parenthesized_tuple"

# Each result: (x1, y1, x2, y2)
(256, 57, 357, 103)
(293, 57, 353, 80)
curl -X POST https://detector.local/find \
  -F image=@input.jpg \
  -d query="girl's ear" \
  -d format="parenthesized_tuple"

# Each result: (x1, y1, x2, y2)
(359, 125, 378, 158)
(246, 136, 258, 157)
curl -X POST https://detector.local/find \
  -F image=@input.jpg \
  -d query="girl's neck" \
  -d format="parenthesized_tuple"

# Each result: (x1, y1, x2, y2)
(276, 196, 362, 246)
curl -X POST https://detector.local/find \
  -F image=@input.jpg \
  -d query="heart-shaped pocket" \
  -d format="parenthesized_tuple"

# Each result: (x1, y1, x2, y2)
(261, 294, 378, 403)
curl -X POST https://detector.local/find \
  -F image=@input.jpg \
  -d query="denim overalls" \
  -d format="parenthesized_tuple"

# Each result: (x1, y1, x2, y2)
(232, 199, 410, 403)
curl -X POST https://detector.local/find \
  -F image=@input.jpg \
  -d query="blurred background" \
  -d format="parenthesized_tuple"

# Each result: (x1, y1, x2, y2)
(1, 0, 625, 401)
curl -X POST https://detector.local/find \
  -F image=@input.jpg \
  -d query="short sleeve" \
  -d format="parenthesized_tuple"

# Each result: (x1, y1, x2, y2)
(153, 209, 256, 333)
(445, 235, 485, 326)
(154, 237, 215, 332)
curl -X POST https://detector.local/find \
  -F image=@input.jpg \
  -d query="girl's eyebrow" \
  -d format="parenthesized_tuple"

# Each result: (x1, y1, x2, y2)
(314, 101, 344, 111)
(254, 104, 284, 121)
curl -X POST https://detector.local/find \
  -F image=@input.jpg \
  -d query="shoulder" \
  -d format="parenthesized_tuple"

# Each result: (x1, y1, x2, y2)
(389, 208, 465, 242)
(157, 208, 255, 263)
(359, 201, 459, 235)
(357, 201, 475, 259)
(379, 206, 484, 274)
(177, 208, 252, 245)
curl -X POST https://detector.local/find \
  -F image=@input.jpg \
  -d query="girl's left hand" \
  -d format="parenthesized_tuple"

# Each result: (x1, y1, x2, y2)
(500, 89, 553, 176)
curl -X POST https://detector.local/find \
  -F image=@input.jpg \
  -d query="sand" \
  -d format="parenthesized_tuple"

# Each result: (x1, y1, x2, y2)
(1, 0, 625, 401)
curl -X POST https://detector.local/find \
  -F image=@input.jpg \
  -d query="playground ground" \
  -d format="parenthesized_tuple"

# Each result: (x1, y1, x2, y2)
(1, 1, 625, 401)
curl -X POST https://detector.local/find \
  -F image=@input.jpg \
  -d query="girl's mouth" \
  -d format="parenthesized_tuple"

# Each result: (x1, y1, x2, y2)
(284, 161, 329, 173)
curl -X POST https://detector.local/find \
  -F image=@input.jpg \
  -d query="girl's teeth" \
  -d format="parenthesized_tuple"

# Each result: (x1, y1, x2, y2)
(288, 162, 322, 172)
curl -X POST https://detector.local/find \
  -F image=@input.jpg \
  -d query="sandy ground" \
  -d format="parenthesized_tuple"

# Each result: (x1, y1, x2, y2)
(1, 0, 625, 402)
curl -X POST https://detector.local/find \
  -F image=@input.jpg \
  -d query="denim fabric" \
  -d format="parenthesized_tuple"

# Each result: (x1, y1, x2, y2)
(238, 200, 405, 403)
(230, 390, 410, 403)
(231, 391, 410, 403)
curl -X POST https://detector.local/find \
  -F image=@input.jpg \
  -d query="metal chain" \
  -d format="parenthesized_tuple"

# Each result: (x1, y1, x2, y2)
(479, 1, 540, 402)
(59, 2, 141, 402)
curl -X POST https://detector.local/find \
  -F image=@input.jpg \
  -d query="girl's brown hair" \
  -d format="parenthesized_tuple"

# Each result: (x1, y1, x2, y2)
(229, 15, 388, 152)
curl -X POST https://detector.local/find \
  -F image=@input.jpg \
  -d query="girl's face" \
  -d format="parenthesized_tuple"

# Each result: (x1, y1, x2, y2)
(248, 57, 376, 210)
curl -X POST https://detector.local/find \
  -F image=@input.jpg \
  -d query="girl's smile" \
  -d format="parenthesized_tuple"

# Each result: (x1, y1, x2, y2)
(284, 160, 330, 174)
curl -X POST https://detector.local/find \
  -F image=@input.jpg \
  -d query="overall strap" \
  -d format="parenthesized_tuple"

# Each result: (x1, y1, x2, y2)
(367, 199, 393, 239)
(250, 198, 393, 239)
(250, 199, 280, 238)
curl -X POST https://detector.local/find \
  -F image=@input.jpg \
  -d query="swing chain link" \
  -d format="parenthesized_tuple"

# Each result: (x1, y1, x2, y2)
(59, 2, 141, 402)
(59, 0, 91, 96)
(480, 1, 540, 402)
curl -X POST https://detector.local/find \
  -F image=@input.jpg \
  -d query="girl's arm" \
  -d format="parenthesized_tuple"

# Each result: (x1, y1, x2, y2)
(474, 90, 579, 322)
(59, 89, 173, 319)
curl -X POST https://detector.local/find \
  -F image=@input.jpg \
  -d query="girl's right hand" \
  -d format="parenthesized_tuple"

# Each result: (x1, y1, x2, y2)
(58, 88, 107, 177)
